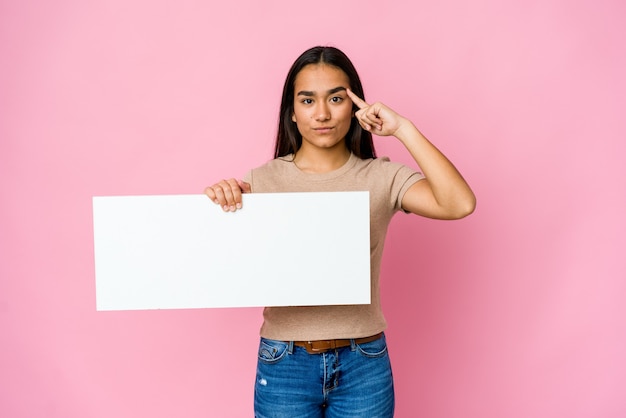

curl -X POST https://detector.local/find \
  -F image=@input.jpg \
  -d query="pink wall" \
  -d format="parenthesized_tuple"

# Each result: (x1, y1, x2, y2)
(2, 0, 625, 416)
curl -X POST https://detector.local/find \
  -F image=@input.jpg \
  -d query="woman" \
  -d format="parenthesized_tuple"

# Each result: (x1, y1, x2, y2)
(205, 46, 475, 417)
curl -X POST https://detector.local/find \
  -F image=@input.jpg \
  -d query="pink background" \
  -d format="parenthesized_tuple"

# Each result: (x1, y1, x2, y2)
(1, 0, 625, 416)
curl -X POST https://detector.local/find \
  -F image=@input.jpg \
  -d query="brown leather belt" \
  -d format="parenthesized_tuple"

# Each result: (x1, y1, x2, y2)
(293, 332, 383, 354)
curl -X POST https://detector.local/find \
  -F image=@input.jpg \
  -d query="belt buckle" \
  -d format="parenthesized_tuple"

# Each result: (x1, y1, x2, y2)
(305, 341, 331, 354)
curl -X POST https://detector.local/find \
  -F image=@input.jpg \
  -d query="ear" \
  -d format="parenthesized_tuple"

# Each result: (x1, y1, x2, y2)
(291, 113, 296, 122)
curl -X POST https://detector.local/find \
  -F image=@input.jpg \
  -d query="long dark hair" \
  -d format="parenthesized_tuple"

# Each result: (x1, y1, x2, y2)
(274, 46, 376, 159)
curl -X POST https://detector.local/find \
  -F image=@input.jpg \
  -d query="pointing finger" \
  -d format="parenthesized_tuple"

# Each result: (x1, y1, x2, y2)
(346, 89, 369, 110)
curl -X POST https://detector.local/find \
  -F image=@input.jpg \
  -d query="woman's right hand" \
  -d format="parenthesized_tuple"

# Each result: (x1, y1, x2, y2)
(204, 179, 251, 212)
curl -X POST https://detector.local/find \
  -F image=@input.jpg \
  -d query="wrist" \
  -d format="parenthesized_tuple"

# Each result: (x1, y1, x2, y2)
(394, 119, 421, 144)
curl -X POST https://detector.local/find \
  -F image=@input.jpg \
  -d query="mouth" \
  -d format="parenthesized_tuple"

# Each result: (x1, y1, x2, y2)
(313, 127, 334, 133)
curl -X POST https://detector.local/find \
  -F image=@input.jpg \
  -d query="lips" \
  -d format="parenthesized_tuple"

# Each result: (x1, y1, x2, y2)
(313, 127, 333, 133)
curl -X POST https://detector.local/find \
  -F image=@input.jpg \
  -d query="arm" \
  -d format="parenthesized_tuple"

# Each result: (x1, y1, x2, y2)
(347, 89, 476, 220)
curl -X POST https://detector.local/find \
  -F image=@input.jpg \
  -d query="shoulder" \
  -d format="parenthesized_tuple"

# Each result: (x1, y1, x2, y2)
(354, 155, 418, 177)
(250, 156, 293, 176)
(244, 155, 296, 192)
(355, 156, 424, 202)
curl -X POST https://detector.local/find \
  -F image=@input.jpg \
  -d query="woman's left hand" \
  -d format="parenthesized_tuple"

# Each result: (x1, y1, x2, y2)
(346, 89, 408, 137)
(348, 89, 476, 219)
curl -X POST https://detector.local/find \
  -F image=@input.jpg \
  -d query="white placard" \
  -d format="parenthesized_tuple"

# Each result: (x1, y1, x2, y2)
(93, 192, 370, 310)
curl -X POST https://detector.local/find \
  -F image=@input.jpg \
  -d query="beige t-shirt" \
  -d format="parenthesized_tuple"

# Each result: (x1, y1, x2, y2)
(244, 153, 424, 341)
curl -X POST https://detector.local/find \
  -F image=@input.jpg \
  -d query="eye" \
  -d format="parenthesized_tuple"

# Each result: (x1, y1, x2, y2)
(301, 98, 313, 105)
(330, 96, 343, 103)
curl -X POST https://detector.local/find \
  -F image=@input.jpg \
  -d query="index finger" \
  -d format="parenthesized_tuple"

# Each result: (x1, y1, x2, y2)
(346, 88, 369, 109)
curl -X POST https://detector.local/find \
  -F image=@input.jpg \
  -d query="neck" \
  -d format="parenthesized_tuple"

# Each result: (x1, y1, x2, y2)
(293, 146, 350, 174)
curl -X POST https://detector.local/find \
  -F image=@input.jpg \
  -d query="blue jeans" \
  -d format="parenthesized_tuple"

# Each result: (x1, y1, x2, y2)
(254, 333, 394, 417)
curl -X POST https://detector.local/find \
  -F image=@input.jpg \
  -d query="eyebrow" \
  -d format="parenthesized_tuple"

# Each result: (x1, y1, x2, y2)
(296, 86, 347, 97)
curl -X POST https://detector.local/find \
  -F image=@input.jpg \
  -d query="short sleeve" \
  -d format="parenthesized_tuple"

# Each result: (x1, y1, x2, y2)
(376, 157, 424, 211)
(396, 171, 425, 212)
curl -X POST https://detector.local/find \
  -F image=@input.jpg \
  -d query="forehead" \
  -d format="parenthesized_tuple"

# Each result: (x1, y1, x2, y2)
(294, 64, 350, 91)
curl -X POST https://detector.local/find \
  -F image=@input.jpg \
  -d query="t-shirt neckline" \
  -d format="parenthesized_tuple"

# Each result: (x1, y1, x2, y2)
(282, 152, 359, 181)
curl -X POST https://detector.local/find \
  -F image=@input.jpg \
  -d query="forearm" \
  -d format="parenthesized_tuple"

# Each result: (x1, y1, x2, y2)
(395, 119, 476, 218)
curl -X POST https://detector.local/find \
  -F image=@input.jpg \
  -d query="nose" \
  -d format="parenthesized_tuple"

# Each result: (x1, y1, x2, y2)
(314, 101, 330, 121)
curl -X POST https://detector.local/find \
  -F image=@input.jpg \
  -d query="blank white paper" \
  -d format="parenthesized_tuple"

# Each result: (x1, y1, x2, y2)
(92, 192, 370, 311)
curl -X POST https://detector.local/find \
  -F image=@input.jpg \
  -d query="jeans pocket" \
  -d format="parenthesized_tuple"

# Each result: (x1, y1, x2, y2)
(356, 335, 388, 358)
(257, 338, 289, 364)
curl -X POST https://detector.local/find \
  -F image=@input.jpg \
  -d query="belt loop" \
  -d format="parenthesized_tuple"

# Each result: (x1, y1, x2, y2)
(350, 339, 356, 351)
(287, 341, 294, 354)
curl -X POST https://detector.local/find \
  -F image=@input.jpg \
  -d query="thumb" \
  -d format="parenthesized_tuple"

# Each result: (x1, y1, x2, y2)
(239, 180, 252, 193)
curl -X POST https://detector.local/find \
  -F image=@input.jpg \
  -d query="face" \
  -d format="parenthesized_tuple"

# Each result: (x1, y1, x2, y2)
(291, 64, 353, 153)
